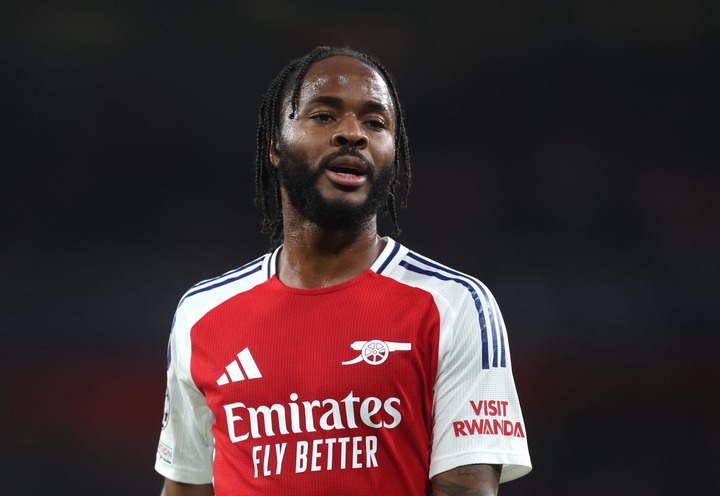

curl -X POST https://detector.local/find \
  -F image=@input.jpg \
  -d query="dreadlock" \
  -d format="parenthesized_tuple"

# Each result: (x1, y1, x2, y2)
(254, 46, 412, 249)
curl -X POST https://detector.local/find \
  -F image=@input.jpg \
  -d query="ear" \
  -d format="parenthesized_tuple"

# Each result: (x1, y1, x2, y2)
(269, 129, 281, 168)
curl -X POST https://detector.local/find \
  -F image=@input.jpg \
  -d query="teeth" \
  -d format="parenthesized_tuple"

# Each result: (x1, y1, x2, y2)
(332, 168, 359, 176)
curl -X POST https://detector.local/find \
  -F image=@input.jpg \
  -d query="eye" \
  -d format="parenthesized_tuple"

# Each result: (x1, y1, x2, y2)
(310, 112, 334, 122)
(365, 118, 387, 130)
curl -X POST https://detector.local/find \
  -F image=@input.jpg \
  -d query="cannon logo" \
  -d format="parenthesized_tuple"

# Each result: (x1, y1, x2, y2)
(341, 340, 412, 366)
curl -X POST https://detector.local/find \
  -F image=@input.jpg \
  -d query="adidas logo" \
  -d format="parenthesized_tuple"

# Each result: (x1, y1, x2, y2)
(217, 348, 262, 386)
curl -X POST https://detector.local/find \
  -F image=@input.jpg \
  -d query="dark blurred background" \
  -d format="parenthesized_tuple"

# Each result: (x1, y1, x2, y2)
(1, 1, 718, 494)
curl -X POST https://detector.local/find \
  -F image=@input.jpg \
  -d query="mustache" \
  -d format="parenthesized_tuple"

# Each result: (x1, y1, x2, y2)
(318, 148, 375, 178)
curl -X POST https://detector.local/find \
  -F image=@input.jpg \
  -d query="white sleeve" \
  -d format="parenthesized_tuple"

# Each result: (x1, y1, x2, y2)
(154, 308, 215, 484)
(429, 284, 532, 483)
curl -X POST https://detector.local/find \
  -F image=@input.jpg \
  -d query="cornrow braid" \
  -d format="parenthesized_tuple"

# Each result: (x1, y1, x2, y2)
(254, 46, 412, 249)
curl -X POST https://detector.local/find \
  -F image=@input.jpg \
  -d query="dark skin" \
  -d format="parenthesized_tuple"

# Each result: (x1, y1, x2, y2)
(160, 480, 213, 496)
(270, 56, 396, 289)
(161, 56, 501, 496)
(161, 464, 500, 496)
(431, 464, 502, 495)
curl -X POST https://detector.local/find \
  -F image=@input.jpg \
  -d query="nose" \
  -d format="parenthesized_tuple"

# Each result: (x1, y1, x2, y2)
(331, 115, 368, 149)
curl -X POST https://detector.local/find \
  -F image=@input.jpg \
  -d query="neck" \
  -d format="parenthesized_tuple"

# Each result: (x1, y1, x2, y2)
(277, 208, 385, 289)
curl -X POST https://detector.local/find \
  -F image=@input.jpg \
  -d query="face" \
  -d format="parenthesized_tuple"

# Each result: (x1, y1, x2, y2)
(270, 56, 397, 229)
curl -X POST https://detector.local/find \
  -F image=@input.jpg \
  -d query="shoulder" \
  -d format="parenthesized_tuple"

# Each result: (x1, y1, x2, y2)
(376, 239, 496, 309)
(175, 250, 277, 323)
(378, 241, 511, 368)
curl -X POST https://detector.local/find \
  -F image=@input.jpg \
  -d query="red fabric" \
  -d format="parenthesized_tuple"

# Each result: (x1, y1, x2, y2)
(190, 271, 439, 495)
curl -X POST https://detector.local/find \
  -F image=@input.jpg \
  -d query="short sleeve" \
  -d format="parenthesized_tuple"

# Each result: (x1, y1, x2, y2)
(429, 283, 532, 482)
(154, 309, 215, 484)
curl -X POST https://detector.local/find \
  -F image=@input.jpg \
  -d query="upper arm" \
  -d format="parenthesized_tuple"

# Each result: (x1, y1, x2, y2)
(431, 464, 501, 496)
(161, 479, 214, 496)
(429, 283, 531, 482)
(155, 311, 215, 483)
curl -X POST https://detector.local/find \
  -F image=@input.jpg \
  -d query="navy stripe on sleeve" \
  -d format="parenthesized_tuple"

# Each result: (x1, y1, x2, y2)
(188, 256, 265, 291)
(403, 253, 506, 368)
(179, 260, 263, 306)
(375, 240, 401, 275)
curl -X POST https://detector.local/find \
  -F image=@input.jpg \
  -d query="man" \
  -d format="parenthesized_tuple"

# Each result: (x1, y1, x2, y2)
(155, 46, 532, 495)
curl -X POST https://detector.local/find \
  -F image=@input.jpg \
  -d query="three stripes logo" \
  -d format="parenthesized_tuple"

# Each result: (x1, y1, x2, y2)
(217, 348, 262, 386)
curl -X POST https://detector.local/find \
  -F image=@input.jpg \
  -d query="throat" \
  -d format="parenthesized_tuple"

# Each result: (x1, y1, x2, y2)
(277, 234, 385, 289)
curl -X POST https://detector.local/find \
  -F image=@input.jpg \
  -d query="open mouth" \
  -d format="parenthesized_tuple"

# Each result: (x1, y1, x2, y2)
(325, 162, 368, 187)
(326, 155, 368, 174)
(321, 153, 371, 188)
(329, 166, 362, 176)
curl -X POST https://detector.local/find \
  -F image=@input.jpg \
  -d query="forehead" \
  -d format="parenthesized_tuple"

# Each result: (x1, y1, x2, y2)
(297, 56, 393, 110)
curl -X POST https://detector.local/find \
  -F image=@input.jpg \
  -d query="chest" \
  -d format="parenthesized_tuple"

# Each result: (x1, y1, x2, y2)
(189, 278, 441, 425)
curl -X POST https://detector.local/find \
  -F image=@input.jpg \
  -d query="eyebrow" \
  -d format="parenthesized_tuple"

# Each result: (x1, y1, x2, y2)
(306, 95, 392, 114)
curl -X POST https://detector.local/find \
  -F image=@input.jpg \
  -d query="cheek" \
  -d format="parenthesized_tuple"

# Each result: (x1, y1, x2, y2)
(279, 123, 303, 145)
(373, 135, 396, 164)
(279, 127, 318, 159)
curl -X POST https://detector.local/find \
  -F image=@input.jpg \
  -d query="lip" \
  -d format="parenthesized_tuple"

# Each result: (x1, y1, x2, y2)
(324, 155, 369, 187)
(326, 155, 369, 175)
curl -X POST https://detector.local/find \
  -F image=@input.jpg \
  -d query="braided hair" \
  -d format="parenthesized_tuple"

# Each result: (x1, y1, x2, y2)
(254, 46, 411, 249)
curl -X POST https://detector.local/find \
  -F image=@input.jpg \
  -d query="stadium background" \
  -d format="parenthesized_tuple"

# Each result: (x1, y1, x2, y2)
(2, 1, 718, 494)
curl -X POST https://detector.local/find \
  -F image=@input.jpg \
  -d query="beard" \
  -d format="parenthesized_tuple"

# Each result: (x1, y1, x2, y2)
(276, 143, 395, 231)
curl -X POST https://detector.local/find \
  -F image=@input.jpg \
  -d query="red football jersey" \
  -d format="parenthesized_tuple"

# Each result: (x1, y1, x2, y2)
(156, 238, 531, 495)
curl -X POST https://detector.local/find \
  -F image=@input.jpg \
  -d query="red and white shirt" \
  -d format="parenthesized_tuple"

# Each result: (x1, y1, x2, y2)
(155, 238, 531, 494)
